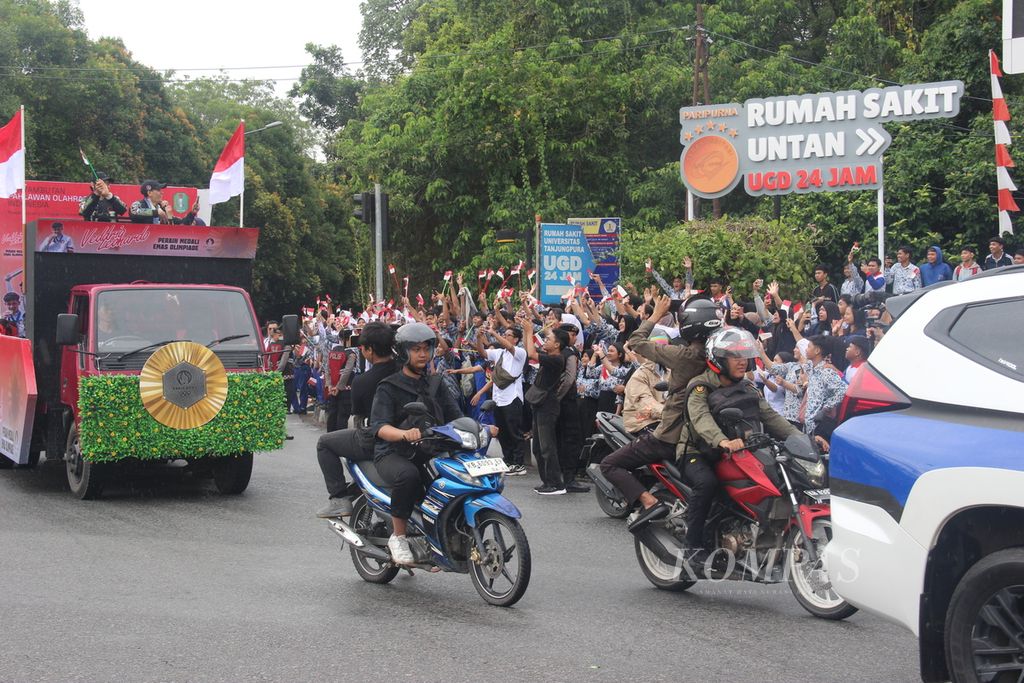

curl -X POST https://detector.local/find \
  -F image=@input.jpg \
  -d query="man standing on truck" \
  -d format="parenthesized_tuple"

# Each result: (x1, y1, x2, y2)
(129, 181, 199, 225)
(78, 173, 127, 221)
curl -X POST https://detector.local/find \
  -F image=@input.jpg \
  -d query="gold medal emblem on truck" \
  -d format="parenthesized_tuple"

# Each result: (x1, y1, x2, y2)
(139, 341, 228, 429)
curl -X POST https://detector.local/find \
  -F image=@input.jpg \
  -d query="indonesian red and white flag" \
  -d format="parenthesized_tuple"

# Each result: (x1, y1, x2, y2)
(478, 270, 486, 280)
(416, 293, 425, 307)
(443, 270, 452, 281)
(0, 109, 25, 199)
(527, 268, 536, 280)
(388, 263, 396, 275)
(510, 260, 524, 275)
(209, 122, 245, 204)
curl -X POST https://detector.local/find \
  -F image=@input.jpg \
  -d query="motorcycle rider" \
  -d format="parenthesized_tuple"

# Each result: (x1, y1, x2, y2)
(600, 294, 721, 531)
(680, 327, 802, 564)
(370, 323, 465, 566)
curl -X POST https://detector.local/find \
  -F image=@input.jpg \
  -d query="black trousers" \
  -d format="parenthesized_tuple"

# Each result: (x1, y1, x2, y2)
(578, 396, 599, 446)
(556, 395, 583, 479)
(316, 428, 363, 498)
(325, 390, 352, 433)
(532, 398, 563, 488)
(598, 434, 676, 505)
(494, 398, 527, 466)
(374, 451, 430, 520)
(681, 453, 719, 548)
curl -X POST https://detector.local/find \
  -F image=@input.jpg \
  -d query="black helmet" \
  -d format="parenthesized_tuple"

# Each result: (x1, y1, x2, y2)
(705, 327, 758, 380)
(394, 322, 437, 367)
(678, 298, 722, 342)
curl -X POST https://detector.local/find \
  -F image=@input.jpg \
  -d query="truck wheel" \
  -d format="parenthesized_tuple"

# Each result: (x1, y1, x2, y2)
(213, 452, 253, 495)
(945, 548, 1024, 683)
(65, 425, 105, 500)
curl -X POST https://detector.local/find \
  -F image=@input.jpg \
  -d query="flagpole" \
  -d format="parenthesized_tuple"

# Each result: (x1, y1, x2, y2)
(239, 119, 245, 228)
(20, 105, 26, 229)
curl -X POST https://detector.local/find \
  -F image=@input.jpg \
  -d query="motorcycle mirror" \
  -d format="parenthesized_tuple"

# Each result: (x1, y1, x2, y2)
(653, 381, 669, 392)
(480, 399, 496, 412)
(784, 433, 819, 462)
(404, 402, 431, 417)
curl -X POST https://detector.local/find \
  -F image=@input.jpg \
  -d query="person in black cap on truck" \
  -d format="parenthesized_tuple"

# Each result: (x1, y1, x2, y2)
(78, 173, 127, 222)
(130, 180, 200, 225)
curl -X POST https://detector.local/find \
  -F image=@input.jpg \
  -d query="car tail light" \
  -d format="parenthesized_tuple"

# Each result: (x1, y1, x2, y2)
(837, 363, 911, 423)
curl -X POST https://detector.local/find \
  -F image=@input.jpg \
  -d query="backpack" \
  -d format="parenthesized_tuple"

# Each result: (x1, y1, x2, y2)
(682, 379, 763, 456)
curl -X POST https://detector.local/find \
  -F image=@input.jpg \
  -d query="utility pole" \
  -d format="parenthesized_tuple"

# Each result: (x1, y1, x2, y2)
(691, 4, 720, 219)
(374, 183, 384, 301)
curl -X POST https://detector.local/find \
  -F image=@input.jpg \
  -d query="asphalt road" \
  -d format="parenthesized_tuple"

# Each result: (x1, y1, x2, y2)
(0, 415, 921, 683)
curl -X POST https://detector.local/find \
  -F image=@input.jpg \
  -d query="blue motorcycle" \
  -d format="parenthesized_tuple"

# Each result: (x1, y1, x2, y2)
(327, 401, 532, 607)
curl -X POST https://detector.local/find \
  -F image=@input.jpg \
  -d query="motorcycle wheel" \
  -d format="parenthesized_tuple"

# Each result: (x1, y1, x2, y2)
(348, 496, 399, 584)
(633, 492, 695, 592)
(468, 511, 531, 607)
(594, 486, 632, 519)
(787, 517, 858, 620)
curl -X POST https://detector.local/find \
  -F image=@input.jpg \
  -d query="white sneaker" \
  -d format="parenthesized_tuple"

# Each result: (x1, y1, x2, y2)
(387, 534, 415, 565)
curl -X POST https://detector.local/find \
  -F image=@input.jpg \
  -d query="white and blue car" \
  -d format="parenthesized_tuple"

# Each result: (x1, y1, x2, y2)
(826, 264, 1024, 683)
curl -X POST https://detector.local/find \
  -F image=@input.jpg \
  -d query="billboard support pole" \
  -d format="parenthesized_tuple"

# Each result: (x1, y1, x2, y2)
(686, 190, 694, 221)
(877, 159, 886, 261)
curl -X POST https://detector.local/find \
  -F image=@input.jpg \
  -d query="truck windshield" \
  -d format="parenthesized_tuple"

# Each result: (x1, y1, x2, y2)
(95, 289, 259, 352)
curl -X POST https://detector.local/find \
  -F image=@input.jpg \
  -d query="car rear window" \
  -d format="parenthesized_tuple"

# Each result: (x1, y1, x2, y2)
(948, 299, 1024, 379)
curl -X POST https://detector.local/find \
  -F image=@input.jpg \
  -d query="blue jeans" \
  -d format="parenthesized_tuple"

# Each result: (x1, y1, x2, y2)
(292, 364, 311, 413)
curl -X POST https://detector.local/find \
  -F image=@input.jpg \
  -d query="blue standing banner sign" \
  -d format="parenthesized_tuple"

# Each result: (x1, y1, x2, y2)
(538, 219, 620, 304)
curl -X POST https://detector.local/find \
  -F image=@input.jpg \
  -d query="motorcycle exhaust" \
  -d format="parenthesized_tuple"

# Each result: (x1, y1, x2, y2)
(586, 464, 626, 502)
(327, 519, 391, 563)
(636, 525, 687, 567)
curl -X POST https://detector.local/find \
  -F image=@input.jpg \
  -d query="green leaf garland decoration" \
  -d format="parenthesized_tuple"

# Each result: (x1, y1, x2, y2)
(78, 373, 287, 463)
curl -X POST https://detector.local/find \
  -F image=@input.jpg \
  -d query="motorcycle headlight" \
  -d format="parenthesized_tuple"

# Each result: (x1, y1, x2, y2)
(478, 426, 491, 451)
(453, 428, 479, 451)
(797, 459, 827, 487)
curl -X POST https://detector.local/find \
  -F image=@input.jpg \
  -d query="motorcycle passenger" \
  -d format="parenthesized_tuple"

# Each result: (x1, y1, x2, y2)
(314, 322, 396, 519)
(680, 327, 801, 564)
(600, 294, 721, 531)
(370, 323, 464, 566)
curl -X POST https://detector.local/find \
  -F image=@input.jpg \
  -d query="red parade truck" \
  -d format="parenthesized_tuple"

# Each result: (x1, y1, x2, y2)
(0, 216, 297, 499)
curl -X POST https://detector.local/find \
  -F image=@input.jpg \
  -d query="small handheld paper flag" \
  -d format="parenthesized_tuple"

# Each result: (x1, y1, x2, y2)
(388, 264, 396, 275)
(478, 270, 486, 280)
(487, 269, 495, 280)
(527, 268, 536, 280)
(416, 293, 425, 307)
(79, 147, 99, 181)
(616, 285, 628, 298)
(443, 270, 452, 281)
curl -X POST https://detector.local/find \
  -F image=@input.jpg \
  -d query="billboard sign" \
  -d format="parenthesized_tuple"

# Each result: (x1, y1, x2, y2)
(566, 217, 620, 300)
(0, 335, 37, 465)
(679, 81, 964, 198)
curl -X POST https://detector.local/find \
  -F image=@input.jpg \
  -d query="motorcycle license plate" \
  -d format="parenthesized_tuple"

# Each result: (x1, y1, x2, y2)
(463, 458, 509, 477)
(804, 488, 830, 500)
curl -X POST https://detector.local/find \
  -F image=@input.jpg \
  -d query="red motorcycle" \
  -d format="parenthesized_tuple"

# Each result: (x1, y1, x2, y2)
(633, 408, 857, 620)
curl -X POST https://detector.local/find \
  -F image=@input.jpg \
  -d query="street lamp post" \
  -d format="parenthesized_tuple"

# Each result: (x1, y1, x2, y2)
(244, 120, 283, 136)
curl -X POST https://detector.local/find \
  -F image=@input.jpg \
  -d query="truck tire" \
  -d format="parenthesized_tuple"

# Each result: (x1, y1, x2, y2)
(213, 452, 253, 495)
(65, 425, 105, 500)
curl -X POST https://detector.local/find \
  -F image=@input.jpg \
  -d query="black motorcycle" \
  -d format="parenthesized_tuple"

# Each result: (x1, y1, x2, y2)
(584, 411, 656, 518)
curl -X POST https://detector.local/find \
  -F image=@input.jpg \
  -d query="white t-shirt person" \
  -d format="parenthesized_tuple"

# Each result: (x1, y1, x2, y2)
(485, 345, 527, 406)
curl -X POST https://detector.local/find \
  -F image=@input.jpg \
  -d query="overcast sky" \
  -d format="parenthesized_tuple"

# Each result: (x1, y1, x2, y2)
(75, 0, 364, 96)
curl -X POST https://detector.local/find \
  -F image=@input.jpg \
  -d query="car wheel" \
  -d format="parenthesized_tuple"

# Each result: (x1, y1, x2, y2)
(945, 548, 1024, 683)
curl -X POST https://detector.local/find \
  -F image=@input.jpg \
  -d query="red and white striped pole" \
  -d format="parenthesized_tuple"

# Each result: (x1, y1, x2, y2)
(992, 49, 1017, 235)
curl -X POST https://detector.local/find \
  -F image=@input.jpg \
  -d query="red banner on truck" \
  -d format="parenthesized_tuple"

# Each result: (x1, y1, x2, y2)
(33, 220, 259, 259)
(3, 181, 199, 302)
(0, 335, 37, 465)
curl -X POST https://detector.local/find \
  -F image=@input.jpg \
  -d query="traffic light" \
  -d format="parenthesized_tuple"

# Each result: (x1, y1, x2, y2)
(353, 192, 375, 224)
